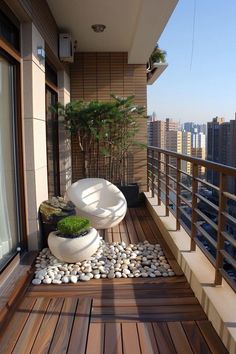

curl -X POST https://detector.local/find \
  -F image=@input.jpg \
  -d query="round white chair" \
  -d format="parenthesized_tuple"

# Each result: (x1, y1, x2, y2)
(66, 178, 127, 229)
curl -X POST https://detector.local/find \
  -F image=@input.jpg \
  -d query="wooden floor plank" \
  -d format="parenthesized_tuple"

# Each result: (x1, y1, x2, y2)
(119, 220, 130, 245)
(137, 322, 160, 354)
(112, 224, 121, 243)
(196, 320, 228, 354)
(12, 297, 51, 354)
(152, 322, 176, 354)
(122, 323, 141, 354)
(104, 228, 113, 243)
(104, 323, 122, 354)
(31, 297, 64, 354)
(129, 208, 147, 242)
(67, 297, 92, 354)
(48, 297, 78, 354)
(182, 321, 211, 354)
(93, 297, 198, 307)
(167, 322, 193, 354)
(0, 297, 37, 354)
(86, 323, 104, 354)
(124, 210, 139, 244)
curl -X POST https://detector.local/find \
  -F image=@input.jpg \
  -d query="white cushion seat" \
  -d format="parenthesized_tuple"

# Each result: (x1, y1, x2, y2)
(66, 178, 127, 229)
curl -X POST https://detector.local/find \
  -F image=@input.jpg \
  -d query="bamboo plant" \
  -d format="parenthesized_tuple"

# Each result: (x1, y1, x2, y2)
(53, 95, 146, 185)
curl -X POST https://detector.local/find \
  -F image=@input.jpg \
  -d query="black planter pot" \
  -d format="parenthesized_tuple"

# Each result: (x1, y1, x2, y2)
(117, 183, 142, 207)
(39, 208, 76, 248)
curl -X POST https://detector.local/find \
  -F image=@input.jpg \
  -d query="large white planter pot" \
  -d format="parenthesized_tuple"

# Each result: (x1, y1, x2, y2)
(48, 228, 100, 263)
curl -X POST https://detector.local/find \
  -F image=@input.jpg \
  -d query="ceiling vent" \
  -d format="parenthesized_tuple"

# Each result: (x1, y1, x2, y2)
(59, 33, 74, 62)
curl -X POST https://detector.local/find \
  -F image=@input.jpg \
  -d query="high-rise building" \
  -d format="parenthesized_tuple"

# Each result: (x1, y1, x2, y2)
(182, 131, 191, 175)
(166, 118, 178, 132)
(207, 116, 236, 192)
(191, 147, 206, 176)
(192, 129, 206, 149)
(152, 120, 166, 148)
(207, 117, 225, 187)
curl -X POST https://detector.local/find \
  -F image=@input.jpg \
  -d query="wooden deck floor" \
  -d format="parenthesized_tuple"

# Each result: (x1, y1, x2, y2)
(0, 206, 228, 354)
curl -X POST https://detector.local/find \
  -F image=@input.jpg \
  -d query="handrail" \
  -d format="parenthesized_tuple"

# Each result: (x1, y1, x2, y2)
(147, 146, 236, 292)
(148, 146, 236, 177)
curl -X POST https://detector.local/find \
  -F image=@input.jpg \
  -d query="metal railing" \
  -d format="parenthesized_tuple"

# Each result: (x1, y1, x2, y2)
(147, 146, 236, 291)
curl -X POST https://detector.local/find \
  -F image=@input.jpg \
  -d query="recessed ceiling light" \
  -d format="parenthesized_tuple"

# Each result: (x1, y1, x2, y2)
(91, 24, 106, 33)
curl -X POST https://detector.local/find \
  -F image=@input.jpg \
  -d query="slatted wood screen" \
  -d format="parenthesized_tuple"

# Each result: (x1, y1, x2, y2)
(70, 52, 147, 191)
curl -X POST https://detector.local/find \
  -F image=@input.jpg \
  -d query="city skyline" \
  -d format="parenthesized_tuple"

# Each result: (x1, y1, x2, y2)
(147, 0, 236, 123)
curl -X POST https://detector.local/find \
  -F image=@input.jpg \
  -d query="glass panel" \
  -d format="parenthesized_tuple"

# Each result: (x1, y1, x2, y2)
(0, 56, 18, 267)
(46, 87, 60, 197)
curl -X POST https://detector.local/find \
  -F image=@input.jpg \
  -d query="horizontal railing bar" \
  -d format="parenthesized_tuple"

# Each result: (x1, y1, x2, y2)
(195, 238, 216, 267)
(220, 250, 236, 269)
(195, 208, 218, 231)
(222, 211, 236, 225)
(166, 174, 177, 183)
(167, 163, 177, 170)
(195, 178, 220, 191)
(178, 206, 192, 222)
(167, 204, 177, 217)
(195, 222, 217, 248)
(179, 182, 192, 193)
(179, 219, 191, 236)
(221, 231, 236, 248)
(178, 169, 192, 178)
(148, 146, 236, 177)
(223, 191, 236, 202)
(220, 269, 236, 292)
(179, 195, 192, 208)
(195, 193, 219, 212)
(167, 184, 177, 194)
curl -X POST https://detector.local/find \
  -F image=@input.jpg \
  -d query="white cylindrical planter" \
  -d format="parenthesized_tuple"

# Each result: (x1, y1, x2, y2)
(48, 228, 100, 263)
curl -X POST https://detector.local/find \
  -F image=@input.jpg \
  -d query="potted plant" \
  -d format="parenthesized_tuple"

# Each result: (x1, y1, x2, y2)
(101, 95, 146, 206)
(147, 44, 166, 71)
(48, 215, 100, 263)
(39, 197, 76, 248)
(53, 95, 146, 206)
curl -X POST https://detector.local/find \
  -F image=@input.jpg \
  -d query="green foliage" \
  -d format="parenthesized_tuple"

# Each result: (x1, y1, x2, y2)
(148, 44, 166, 70)
(57, 216, 90, 235)
(52, 94, 146, 184)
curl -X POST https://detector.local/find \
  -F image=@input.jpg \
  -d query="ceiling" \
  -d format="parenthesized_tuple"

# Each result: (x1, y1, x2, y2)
(47, 0, 178, 64)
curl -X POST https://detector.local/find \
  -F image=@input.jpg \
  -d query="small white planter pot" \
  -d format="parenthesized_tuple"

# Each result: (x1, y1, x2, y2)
(48, 228, 100, 263)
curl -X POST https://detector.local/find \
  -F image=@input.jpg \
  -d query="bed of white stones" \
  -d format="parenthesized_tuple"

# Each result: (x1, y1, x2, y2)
(32, 239, 175, 285)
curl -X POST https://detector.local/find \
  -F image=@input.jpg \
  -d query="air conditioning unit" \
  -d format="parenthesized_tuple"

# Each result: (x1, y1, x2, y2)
(59, 33, 74, 62)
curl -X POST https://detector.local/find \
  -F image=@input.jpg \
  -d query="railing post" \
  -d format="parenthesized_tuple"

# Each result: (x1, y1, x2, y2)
(147, 148, 150, 191)
(165, 154, 169, 216)
(176, 158, 181, 230)
(151, 149, 155, 198)
(190, 163, 198, 251)
(157, 151, 161, 205)
(215, 172, 227, 285)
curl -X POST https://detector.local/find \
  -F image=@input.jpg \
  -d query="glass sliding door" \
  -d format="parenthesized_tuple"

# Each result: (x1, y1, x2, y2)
(46, 86, 60, 197)
(0, 54, 19, 269)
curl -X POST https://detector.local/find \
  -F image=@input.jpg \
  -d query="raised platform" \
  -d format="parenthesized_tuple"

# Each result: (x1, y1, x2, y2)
(0, 206, 228, 353)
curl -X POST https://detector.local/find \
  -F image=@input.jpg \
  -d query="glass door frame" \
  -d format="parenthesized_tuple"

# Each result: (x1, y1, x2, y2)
(0, 39, 27, 271)
(45, 82, 60, 197)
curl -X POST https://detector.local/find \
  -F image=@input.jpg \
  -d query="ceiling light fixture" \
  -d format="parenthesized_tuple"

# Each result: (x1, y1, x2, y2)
(91, 24, 106, 33)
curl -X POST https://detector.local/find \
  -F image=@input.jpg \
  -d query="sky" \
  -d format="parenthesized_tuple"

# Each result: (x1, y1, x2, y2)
(147, 0, 236, 123)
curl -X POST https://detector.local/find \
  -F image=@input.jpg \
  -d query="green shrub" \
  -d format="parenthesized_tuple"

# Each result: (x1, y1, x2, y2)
(57, 216, 90, 235)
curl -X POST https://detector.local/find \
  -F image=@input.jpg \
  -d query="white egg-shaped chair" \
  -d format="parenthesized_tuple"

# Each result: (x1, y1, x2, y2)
(66, 178, 127, 229)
